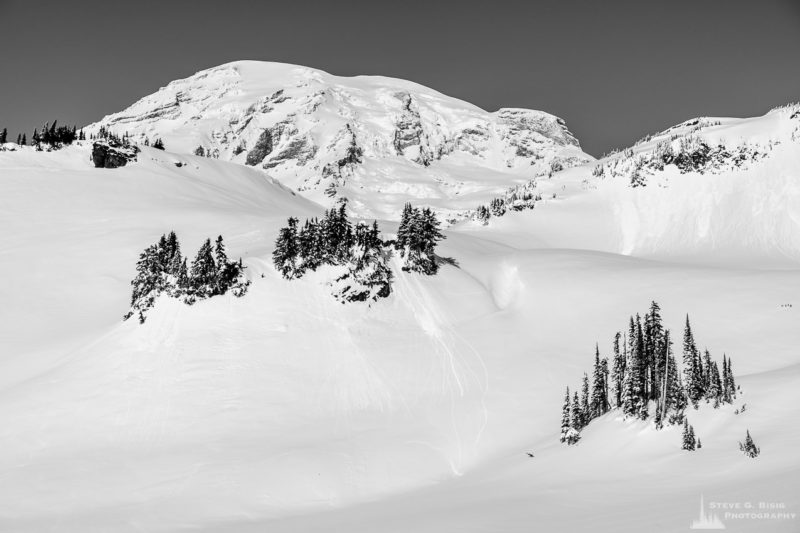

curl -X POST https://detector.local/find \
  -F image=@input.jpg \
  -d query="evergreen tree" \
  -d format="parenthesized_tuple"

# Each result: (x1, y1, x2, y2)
(153, 138, 165, 150)
(590, 344, 608, 418)
(645, 301, 664, 401)
(273, 217, 301, 278)
(396, 202, 415, 252)
(125, 242, 169, 323)
(708, 360, 722, 406)
(299, 218, 324, 271)
(702, 349, 714, 399)
(683, 315, 702, 406)
(611, 331, 625, 407)
(213, 235, 229, 294)
(661, 330, 686, 419)
(177, 257, 189, 290)
(334, 220, 393, 302)
(189, 238, 218, 297)
(739, 430, 760, 458)
(16, 133, 22, 145)
(681, 419, 696, 451)
(627, 315, 647, 418)
(163, 231, 181, 275)
(398, 205, 445, 274)
(580, 372, 590, 423)
(571, 391, 584, 431)
(726, 356, 737, 400)
(0, 128, 6, 144)
(560, 387, 571, 443)
(21, 133, 26, 146)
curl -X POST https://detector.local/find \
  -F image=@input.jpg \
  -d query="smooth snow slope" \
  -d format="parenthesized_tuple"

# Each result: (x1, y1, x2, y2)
(1, 130, 799, 533)
(86, 61, 592, 219)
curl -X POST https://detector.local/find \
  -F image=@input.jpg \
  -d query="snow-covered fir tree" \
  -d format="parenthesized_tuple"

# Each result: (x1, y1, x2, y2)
(571, 390, 585, 431)
(610, 331, 626, 408)
(560, 387, 572, 443)
(682, 419, 697, 451)
(272, 217, 301, 278)
(590, 345, 609, 418)
(739, 429, 760, 458)
(396, 204, 445, 274)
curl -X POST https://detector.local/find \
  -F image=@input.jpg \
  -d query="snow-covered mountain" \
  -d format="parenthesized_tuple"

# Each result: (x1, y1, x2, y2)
(87, 61, 591, 219)
(1, 66, 799, 533)
(459, 103, 800, 264)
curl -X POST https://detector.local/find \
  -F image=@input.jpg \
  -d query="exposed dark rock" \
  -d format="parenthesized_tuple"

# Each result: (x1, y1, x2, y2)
(393, 92, 433, 166)
(245, 129, 274, 166)
(91, 140, 138, 169)
(321, 125, 364, 189)
(262, 136, 317, 169)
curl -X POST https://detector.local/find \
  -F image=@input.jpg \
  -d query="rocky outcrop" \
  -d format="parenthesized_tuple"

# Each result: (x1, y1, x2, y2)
(321, 125, 364, 193)
(393, 93, 433, 166)
(245, 129, 273, 166)
(91, 141, 138, 168)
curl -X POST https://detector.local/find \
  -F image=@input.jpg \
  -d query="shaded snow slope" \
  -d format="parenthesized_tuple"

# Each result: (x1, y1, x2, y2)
(86, 61, 591, 219)
(1, 139, 799, 532)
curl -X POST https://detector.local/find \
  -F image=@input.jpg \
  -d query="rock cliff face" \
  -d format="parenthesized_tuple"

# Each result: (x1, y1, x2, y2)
(91, 140, 138, 168)
(86, 61, 592, 218)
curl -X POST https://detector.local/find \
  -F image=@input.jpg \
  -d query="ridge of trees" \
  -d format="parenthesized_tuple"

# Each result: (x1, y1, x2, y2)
(124, 232, 249, 323)
(273, 199, 446, 302)
(0, 121, 84, 150)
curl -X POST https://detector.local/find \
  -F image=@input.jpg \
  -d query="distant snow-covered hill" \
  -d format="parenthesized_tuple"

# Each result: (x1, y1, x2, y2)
(86, 61, 592, 219)
(454, 104, 800, 265)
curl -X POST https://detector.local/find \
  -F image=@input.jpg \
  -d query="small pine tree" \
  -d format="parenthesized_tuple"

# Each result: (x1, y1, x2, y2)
(739, 430, 760, 458)
(273, 217, 301, 278)
(560, 387, 571, 443)
(214, 235, 229, 294)
(153, 138, 165, 150)
(396, 202, 415, 252)
(125, 242, 169, 323)
(682, 419, 697, 451)
(0, 128, 6, 144)
(610, 331, 625, 408)
(571, 391, 584, 431)
(580, 372, 590, 423)
(590, 345, 608, 418)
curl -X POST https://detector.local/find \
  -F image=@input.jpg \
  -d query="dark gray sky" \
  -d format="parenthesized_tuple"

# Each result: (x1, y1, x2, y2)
(1, 0, 798, 156)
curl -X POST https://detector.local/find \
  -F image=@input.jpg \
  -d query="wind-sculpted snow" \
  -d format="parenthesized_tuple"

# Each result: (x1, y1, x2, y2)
(86, 61, 592, 219)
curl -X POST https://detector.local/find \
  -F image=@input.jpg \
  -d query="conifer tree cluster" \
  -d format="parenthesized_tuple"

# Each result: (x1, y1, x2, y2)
(93, 126, 132, 147)
(1, 123, 87, 150)
(395, 203, 445, 274)
(124, 232, 249, 323)
(739, 429, 760, 458)
(272, 198, 393, 302)
(560, 302, 738, 445)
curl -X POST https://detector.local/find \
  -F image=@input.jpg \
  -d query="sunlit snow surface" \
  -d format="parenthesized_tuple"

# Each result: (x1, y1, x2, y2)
(1, 103, 799, 532)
